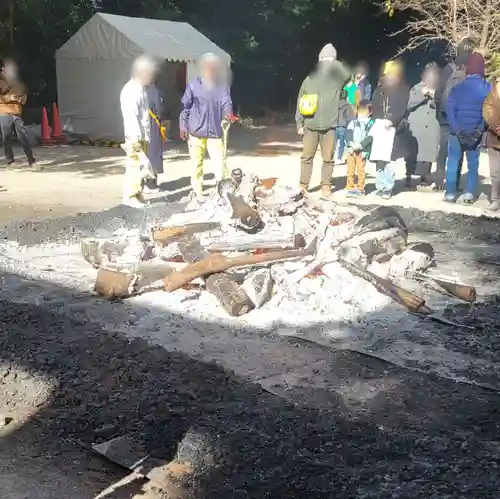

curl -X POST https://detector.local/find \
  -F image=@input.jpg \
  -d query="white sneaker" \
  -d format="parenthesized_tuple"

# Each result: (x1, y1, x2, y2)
(123, 196, 146, 208)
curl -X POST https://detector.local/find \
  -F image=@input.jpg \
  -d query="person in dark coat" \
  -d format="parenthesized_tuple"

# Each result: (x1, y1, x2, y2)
(434, 37, 477, 190)
(371, 60, 410, 199)
(445, 52, 491, 203)
(406, 62, 441, 188)
(483, 78, 500, 211)
(144, 83, 165, 192)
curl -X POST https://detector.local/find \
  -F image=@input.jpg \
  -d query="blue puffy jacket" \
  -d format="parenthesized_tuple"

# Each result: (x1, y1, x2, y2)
(180, 78, 233, 138)
(445, 75, 491, 133)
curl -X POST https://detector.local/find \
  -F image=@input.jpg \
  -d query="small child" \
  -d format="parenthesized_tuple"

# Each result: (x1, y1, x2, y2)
(344, 100, 374, 197)
(336, 88, 356, 165)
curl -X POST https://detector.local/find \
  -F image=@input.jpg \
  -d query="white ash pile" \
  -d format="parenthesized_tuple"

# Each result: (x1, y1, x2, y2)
(81, 170, 476, 320)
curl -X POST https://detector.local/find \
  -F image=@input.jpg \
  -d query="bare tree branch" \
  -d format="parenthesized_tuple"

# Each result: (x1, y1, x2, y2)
(388, 0, 500, 72)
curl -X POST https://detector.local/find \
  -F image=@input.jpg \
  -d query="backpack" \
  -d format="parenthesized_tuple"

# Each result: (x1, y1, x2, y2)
(442, 63, 466, 105)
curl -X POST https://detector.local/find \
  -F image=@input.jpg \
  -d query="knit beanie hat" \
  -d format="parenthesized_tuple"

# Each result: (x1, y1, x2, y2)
(466, 52, 485, 76)
(457, 37, 477, 58)
(319, 44, 337, 61)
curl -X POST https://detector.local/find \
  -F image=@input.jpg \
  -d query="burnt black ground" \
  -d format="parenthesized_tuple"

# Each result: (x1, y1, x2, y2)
(2, 205, 500, 498)
(1, 287, 500, 498)
(2, 202, 500, 247)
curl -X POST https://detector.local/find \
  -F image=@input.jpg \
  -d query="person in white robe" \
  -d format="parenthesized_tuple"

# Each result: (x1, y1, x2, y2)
(120, 54, 158, 207)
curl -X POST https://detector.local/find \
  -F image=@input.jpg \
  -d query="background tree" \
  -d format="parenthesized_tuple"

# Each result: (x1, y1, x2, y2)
(388, 0, 500, 75)
(1, 0, 411, 116)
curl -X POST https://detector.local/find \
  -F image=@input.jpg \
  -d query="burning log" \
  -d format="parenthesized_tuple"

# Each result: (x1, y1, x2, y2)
(81, 238, 153, 269)
(165, 237, 318, 293)
(95, 267, 137, 298)
(226, 192, 261, 231)
(415, 273, 477, 303)
(204, 233, 306, 253)
(390, 242, 434, 276)
(94, 261, 179, 299)
(351, 206, 408, 239)
(200, 217, 304, 252)
(338, 227, 407, 267)
(178, 237, 254, 316)
(242, 269, 274, 308)
(339, 257, 429, 313)
(151, 222, 221, 247)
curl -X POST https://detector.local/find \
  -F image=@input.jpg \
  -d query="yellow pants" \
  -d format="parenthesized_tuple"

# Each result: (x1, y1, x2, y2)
(123, 141, 150, 200)
(188, 136, 228, 196)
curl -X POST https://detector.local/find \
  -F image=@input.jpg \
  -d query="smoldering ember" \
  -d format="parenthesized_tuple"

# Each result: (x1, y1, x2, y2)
(5, 172, 500, 497)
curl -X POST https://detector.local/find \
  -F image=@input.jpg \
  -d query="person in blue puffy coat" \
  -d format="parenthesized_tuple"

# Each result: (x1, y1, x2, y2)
(445, 52, 491, 203)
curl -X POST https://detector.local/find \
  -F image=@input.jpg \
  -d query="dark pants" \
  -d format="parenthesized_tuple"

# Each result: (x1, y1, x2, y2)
(336, 126, 346, 160)
(436, 123, 463, 188)
(406, 158, 432, 181)
(488, 148, 500, 203)
(300, 128, 335, 186)
(446, 134, 480, 197)
(0, 114, 35, 163)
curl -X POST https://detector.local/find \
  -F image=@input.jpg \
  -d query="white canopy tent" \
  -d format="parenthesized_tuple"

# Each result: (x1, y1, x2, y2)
(56, 13, 231, 141)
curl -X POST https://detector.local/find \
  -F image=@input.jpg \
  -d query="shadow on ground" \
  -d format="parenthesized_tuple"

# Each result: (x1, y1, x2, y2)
(1, 265, 500, 498)
(2, 146, 126, 178)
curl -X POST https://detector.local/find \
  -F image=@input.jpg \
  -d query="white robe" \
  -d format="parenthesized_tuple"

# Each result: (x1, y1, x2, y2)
(120, 78, 150, 143)
(119, 78, 153, 199)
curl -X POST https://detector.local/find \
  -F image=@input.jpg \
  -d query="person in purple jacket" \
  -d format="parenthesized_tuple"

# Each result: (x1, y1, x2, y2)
(179, 53, 236, 197)
(445, 52, 491, 204)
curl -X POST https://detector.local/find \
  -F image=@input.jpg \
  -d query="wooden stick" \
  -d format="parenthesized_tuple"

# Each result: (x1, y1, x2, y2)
(415, 272, 477, 302)
(178, 237, 254, 316)
(165, 237, 317, 292)
(339, 258, 426, 313)
(151, 222, 221, 247)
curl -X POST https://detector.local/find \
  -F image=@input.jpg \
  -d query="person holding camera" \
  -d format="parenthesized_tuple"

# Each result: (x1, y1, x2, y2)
(405, 62, 441, 189)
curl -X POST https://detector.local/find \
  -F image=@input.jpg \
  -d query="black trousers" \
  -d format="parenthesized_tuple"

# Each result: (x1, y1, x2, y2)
(0, 114, 35, 163)
(406, 159, 432, 181)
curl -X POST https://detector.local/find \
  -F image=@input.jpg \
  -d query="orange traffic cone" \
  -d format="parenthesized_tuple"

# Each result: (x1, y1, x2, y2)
(51, 102, 66, 144)
(40, 106, 55, 147)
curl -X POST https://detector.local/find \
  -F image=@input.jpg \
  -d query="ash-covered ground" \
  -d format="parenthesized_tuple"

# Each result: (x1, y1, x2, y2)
(2, 203, 500, 498)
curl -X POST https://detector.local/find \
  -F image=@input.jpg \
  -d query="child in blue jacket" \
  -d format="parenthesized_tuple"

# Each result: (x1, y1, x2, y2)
(344, 100, 374, 196)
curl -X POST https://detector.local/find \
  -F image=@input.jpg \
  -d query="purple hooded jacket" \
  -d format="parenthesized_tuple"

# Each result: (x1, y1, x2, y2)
(180, 77, 233, 138)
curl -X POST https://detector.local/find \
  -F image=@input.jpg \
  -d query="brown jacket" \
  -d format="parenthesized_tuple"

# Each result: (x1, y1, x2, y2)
(0, 76, 27, 116)
(483, 85, 500, 150)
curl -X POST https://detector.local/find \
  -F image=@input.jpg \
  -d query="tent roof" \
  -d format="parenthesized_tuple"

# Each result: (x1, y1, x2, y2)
(56, 12, 231, 63)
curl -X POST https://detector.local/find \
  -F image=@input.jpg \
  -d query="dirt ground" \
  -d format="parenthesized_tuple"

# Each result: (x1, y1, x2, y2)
(2, 126, 500, 498)
(0, 124, 498, 223)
